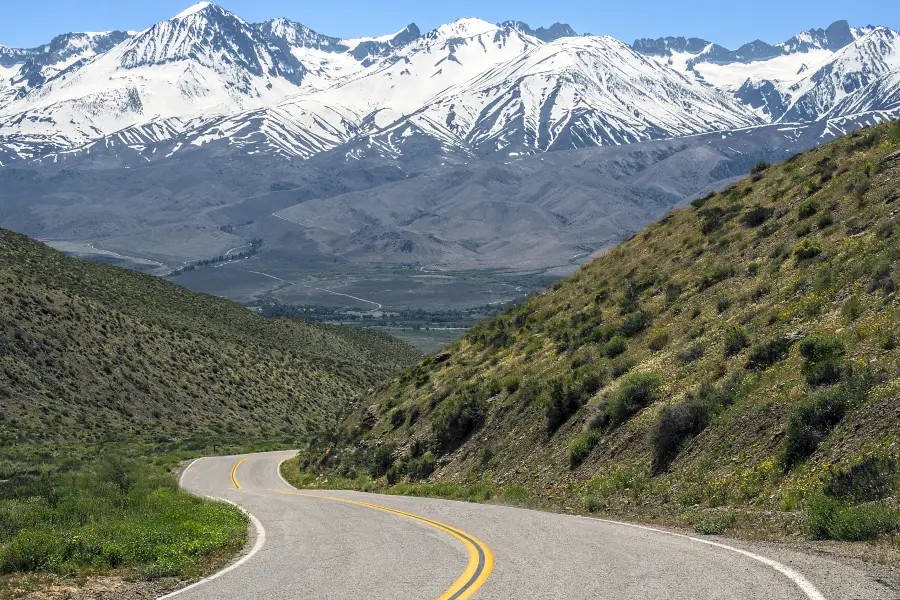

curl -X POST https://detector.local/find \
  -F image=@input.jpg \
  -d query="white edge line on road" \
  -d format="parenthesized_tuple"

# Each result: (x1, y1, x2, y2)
(157, 458, 267, 600)
(579, 516, 827, 600)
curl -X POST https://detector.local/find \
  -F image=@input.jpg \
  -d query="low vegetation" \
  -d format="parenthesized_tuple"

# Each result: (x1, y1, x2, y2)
(0, 231, 419, 594)
(289, 119, 900, 546)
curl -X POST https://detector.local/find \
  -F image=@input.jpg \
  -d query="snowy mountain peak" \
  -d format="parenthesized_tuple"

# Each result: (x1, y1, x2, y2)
(172, 2, 216, 20)
(431, 18, 499, 40)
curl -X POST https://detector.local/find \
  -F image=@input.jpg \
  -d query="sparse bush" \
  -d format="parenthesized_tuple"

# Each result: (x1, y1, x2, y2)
(751, 161, 770, 175)
(430, 392, 486, 454)
(677, 344, 705, 364)
(603, 336, 627, 358)
(700, 264, 735, 289)
(602, 372, 663, 428)
(371, 444, 397, 477)
(544, 377, 585, 433)
(794, 238, 822, 260)
(817, 213, 835, 229)
(648, 330, 669, 352)
(824, 457, 896, 503)
(741, 205, 772, 227)
(569, 430, 603, 468)
(390, 408, 406, 428)
(746, 337, 794, 370)
(407, 452, 436, 480)
(806, 493, 899, 541)
(799, 335, 845, 386)
(650, 400, 709, 474)
(694, 513, 738, 535)
(620, 311, 652, 337)
(501, 375, 521, 394)
(798, 198, 820, 219)
(782, 396, 839, 470)
(723, 327, 749, 357)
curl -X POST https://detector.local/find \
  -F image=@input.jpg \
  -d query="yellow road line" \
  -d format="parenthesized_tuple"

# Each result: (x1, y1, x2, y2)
(268, 488, 494, 600)
(230, 457, 249, 489)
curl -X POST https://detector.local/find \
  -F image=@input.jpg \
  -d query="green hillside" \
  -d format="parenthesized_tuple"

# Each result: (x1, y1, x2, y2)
(0, 229, 420, 447)
(296, 120, 900, 541)
(0, 229, 419, 594)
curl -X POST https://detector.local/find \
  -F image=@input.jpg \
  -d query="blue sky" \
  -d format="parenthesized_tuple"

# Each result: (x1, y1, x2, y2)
(2, 0, 898, 49)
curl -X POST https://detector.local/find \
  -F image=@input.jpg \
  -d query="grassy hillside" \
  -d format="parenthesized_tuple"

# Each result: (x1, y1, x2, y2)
(0, 230, 419, 594)
(296, 120, 900, 541)
(0, 228, 420, 447)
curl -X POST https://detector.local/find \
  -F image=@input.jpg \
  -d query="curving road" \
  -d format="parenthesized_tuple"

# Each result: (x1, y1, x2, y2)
(169, 451, 896, 600)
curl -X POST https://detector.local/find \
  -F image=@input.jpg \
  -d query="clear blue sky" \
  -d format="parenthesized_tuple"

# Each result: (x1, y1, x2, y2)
(2, 0, 897, 50)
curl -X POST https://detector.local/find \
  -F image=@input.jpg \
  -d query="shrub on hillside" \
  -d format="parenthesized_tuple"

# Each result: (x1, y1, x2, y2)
(650, 376, 742, 473)
(806, 493, 899, 541)
(601, 372, 663, 429)
(723, 327, 749, 357)
(741, 205, 773, 227)
(620, 311, 653, 337)
(650, 400, 709, 474)
(430, 392, 487, 454)
(745, 337, 794, 370)
(603, 336, 627, 358)
(569, 430, 603, 468)
(799, 335, 846, 386)
(798, 198, 820, 219)
(543, 374, 595, 434)
(371, 444, 397, 477)
(824, 457, 896, 504)
(700, 264, 735, 289)
(793, 238, 822, 260)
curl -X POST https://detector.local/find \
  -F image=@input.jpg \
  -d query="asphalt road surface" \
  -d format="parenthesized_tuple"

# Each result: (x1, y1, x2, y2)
(170, 450, 897, 599)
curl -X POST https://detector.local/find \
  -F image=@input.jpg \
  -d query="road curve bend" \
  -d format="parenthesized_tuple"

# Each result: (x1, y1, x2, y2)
(170, 451, 896, 600)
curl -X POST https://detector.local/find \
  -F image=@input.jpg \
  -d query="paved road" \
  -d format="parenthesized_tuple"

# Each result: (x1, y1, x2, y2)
(170, 451, 897, 600)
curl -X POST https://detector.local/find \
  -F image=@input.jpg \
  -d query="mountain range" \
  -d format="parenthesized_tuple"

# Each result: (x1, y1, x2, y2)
(0, 3, 898, 287)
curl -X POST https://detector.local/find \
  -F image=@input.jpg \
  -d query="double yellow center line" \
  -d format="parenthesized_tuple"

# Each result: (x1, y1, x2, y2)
(229, 457, 493, 599)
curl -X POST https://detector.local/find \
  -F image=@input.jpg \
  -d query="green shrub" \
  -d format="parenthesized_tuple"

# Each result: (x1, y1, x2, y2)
(501, 375, 521, 393)
(723, 327, 749, 357)
(569, 430, 603, 468)
(694, 513, 737, 535)
(650, 400, 709, 474)
(793, 238, 822, 260)
(407, 452, 436, 480)
(650, 376, 741, 473)
(371, 444, 397, 477)
(806, 493, 899, 541)
(700, 264, 735, 289)
(544, 376, 587, 433)
(795, 222, 812, 237)
(741, 205, 772, 227)
(824, 457, 896, 503)
(430, 392, 486, 454)
(780, 391, 846, 470)
(602, 372, 663, 428)
(799, 335, 845, 386)
(390, 408, 406, 428)
(798, 198, 820, 219)
(603, 336, 627, 358)
(817, 213, 835, 229)
(620, 311, 653, 337)
(746, 337, 794, 370)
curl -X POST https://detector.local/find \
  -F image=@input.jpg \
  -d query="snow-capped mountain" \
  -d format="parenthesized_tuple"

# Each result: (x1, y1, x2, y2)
(0, 5, 898, 167)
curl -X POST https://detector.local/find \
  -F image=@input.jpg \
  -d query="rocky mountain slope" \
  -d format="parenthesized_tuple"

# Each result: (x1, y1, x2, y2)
(0, 228, 420, 446)
(304, 119, 900, 538)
